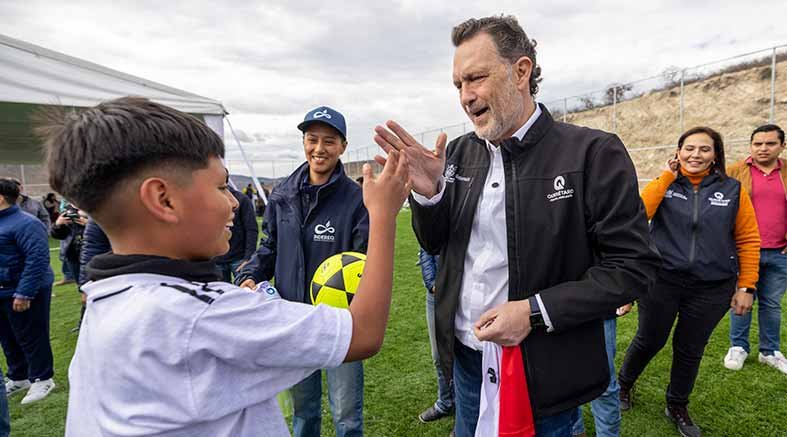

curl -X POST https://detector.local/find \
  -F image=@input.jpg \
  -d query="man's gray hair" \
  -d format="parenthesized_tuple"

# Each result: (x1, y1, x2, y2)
(451, 15, 543, 96)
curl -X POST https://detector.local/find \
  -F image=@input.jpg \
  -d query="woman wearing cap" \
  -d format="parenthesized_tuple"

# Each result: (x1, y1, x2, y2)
(617, 126, 760, 437)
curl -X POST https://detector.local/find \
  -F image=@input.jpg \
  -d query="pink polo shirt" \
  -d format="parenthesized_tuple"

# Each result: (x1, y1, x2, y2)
(749, 157, 787, 248)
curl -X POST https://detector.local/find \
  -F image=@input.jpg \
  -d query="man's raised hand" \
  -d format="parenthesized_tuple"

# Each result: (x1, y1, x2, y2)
(374, 120, 446, 198)
(362, 150, 410, 219)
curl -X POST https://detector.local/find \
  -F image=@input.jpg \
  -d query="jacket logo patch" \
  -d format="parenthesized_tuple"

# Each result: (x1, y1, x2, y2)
(665, 189, 688, 200)
(547, 175, 575, 202)
(314, 220, 336, 241)
(444, 164, 457, 183)
(709, 192, 731, 207)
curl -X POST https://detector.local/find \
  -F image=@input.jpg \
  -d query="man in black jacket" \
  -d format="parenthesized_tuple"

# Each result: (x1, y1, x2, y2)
(374, 15, 659, 436)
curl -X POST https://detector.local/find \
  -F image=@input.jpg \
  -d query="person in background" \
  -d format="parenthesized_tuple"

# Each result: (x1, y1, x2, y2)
(76, 218, 111, 331)
(417, 247, 455, 428)
(724, 124, 787, 374)
(236, 106, 369, 437)
(244, 183, 255, 199)
(10, 179, 49, 229)
(42, 193, 59, 224)
(618, 126, 759, 437)
(0, 177, 56, 407)
(50, 205, 87, 288)
(214, 183, 258, 283)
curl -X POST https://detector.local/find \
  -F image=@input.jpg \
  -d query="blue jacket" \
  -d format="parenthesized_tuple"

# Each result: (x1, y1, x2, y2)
(418, 248, 439, 292)
(650, 173, 741, 282)
(0, 205, 54, 299)
(236, 161, 368, 303)
(79, 219, 112, 286)
(214, 187, 259, 264)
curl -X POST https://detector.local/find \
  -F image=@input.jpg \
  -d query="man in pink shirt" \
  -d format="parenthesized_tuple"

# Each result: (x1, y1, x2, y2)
(724, 124, 787, 374)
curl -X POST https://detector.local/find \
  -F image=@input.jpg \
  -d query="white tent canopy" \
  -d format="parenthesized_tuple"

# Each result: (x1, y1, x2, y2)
(0, 33, 226, 163)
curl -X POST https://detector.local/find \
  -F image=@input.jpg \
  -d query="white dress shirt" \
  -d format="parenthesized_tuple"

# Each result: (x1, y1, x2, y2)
(413, 104, 543, 350)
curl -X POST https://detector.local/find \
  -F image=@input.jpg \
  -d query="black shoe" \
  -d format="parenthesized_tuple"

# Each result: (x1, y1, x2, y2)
(418, 405, 453, 423)
(665, 404, 701, 437)
(619, 384, 633, 411)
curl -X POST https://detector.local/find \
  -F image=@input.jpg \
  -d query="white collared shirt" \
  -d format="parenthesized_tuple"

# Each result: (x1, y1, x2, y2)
(413, 104, 543, 350)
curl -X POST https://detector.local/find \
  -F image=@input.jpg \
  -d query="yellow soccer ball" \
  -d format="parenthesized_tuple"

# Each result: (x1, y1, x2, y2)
(310, 252, 366, 309)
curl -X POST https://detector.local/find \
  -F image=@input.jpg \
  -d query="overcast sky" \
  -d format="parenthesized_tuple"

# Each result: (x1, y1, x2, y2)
(3, 0, 787, 177)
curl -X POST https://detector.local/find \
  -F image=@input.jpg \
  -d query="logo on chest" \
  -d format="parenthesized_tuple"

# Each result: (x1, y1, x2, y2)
(665, 189, 688, 200)
(708, 192, 731, 207)
(314, 220, 336, 242)
(444, 164, 471, 184)
(546, 175, 575, 202)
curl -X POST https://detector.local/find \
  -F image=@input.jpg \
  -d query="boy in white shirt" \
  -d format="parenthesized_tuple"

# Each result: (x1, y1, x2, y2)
(39, 96, 409, 436)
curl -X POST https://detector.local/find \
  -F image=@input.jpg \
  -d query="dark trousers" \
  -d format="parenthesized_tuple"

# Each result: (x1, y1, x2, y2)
(0, 288, 54, 382)
(619, 275, 735, 406)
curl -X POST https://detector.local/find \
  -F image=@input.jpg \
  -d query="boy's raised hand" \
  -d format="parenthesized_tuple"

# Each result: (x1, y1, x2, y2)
(362, 150, 410, 219)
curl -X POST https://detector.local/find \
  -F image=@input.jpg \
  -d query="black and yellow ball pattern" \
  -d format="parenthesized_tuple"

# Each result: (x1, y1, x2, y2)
(310, 252, 366, 309)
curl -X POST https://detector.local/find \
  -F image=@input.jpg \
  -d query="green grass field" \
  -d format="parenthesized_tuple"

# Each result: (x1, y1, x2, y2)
(6, 211, 787, 436)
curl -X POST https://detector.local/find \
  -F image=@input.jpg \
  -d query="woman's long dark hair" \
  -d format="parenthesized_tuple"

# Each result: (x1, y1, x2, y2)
(677, 126, 727, 179)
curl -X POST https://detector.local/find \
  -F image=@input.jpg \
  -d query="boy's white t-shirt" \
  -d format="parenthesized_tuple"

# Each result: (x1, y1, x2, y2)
(66, 274, 352, 437)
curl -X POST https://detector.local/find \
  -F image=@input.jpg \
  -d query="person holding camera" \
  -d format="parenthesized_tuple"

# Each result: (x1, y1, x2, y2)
(50, 205, 88, 286)
(618, 127, 760, 437)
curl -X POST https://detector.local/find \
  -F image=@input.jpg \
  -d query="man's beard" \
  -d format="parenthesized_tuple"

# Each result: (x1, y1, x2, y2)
(473, 72, 525, 142)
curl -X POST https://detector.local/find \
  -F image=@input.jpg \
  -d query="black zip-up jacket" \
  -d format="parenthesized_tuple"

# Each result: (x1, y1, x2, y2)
(412, 105, 660, 417)
(236, 161, 368, 303)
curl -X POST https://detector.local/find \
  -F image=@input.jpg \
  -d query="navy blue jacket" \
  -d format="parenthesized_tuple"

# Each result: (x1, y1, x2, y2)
(214, 187, 259, 264)
(418, 248, 439, 292)
(650, 173, 741, 282)
(236, 161, 369, 303)
(0, 205, 54, 299)
(79, 219, 112, 286)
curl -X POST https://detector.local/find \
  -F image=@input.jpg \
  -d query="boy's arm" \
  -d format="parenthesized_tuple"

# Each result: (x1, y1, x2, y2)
(14, 220, 50, 299)
(344, 152, 409, 361)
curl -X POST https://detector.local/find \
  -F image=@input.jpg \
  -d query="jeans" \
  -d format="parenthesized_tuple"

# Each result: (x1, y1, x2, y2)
(730, 249, 787, 355)
(216, 260, 244, 284)
(0, 287, 55, 382)
(61, 255, 74, 281)
(0, 367, 8, 437)
(571, 318, 621, 437)
(619, 275, 735, 406)
(290, 361, 363, 437)
(65, 257, 80, 286)
(426, 289, 454, 413)
(453, 339, 575, 437)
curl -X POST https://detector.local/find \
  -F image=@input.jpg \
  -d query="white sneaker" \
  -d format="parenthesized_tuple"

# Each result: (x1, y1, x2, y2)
(20, 378, 55, 404)
(723, 346, 748, 370)
(5, 379, 30, 396)
(759, 351, 787, 375)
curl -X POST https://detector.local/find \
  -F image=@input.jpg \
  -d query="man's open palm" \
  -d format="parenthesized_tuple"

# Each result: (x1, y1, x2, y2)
(374, 120, 447, 198)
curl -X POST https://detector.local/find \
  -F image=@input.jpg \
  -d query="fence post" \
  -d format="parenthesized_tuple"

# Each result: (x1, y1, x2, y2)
(771, 47, 777, 123)
(563, 98, 568, 122)
(679, 69, 685, 133)
(612, 87, 617, 133)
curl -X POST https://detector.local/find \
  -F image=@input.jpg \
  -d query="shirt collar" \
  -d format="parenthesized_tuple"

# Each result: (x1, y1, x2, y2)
(484, 102, 542, 152)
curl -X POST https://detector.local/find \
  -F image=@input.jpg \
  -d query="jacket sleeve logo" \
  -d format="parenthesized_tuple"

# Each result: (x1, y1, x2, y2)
(314, 220, 336, 241)
(547, 175, 575, 202)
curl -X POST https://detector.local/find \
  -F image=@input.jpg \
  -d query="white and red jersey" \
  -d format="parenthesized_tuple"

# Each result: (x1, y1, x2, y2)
(476, 342, 535, 437)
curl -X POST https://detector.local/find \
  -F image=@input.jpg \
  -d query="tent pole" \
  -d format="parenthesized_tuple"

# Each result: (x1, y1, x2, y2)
(225, 117, 268, 205)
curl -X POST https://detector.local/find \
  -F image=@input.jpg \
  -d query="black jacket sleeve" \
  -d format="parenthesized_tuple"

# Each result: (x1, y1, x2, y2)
(538, 135, 660, 332)
(239, 195, 259, 260)
(235, 200, 277, 285)
(410, 180, 452, 256)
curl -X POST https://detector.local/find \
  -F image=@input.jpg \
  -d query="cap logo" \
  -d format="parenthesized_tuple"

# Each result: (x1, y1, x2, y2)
(313, 109, 332, 119)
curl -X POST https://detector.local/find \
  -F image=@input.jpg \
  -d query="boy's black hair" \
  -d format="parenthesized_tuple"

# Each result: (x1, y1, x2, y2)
(0, 178, 21, 205)
(38, 97, 225, 214)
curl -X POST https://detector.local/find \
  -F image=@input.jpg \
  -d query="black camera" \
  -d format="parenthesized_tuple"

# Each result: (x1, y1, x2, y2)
(62, 204, 81, 220)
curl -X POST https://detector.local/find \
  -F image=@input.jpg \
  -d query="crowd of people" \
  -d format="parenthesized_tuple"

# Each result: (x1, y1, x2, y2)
(0, 13, 784, 437)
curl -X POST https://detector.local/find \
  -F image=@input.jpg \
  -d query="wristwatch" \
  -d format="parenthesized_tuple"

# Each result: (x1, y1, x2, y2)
(741, 287, 756, 295)
(528, 296, 546, 329)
